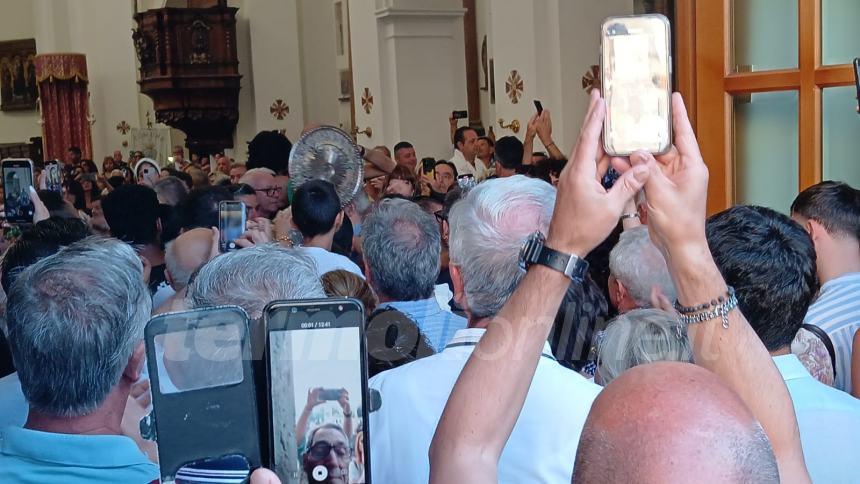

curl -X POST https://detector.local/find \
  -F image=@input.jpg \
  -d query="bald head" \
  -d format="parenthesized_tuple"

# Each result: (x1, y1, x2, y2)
(573, 362, 778, 484)
(165, 228, 214, 291)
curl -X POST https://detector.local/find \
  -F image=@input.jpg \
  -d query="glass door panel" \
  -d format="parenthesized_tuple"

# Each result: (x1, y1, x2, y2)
(823, 86, 860, 186)
(732, 0, 798, 72)
(822, 0, 860, 66)
(733, 90, 799, 212)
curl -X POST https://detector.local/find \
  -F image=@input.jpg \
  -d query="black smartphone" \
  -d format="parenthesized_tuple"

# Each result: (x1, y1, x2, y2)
(264, 298, 370, 484)
(853, 58, 859, 114)
(44, 161, 62, 193)
(2, 158, 35, 224)
(421, 157, 436, 175)
(145, 306, 261, 484)
(452, 110, 468, 120)
(219, 200, 246, 252)
(534, 100, 544, 114)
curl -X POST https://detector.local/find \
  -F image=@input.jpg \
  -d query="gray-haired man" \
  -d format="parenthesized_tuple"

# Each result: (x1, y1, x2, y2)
(0, 237, 158, 483)
(362, 198, 466, 351)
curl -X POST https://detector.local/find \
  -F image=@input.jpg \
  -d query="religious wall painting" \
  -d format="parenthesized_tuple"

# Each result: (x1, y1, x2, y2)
(0, 39, 38, 112)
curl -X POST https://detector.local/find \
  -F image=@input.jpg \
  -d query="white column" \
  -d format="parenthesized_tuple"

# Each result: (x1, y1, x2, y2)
(245, 0, 306, 139)
(479, 0, 634, 154)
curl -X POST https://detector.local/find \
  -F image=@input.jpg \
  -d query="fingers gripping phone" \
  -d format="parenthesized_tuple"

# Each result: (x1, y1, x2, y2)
(601, 14, 673, 156)
(264, 298, 371, 484)
(2, 158, 35, 224)
(219, 201, 246, 252)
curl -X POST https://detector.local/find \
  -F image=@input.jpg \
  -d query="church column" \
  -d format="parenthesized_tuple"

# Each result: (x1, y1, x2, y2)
(478, 0, 634, 154)
(350, 0, 467, 159)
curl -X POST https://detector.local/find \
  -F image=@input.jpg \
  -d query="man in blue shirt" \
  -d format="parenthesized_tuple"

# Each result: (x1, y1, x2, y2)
(0, 237, 158, 483)
(707, 205, 860, 483)
(362, 198, 466, 351)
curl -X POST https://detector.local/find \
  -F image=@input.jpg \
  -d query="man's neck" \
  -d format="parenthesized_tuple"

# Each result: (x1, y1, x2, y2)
(25, 382, 129, 436)
(468, 316, 491, 330)
(817, 237, 860, 284)
(138, 243, 165, 267)
(770, 346, 791, 357)
(304, 231, 335, 252)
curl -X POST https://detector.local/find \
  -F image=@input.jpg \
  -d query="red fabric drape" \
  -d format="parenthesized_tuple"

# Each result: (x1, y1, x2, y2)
(34, 54, 92, 161)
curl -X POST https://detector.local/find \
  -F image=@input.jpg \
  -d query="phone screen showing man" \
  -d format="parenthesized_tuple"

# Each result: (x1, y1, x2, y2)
(267, 300, 369, 484)
(2, 160, 34, 224)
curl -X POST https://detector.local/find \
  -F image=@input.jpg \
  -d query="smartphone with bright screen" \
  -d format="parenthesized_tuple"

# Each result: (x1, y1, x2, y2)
(219, 200, 246, 252)
(265, 298, 370, 484)
(145, 306, 261, 484)
(601, 14, 672, 156)
(2, 158, 35, 224)
(44, 161, 62, 193)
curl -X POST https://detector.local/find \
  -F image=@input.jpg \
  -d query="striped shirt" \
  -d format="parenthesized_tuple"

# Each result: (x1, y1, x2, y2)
(803, 272, 860, 393)
(380, 298, 467, 352)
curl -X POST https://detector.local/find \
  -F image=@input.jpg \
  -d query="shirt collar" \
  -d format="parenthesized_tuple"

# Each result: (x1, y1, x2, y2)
(820, 272, 860, 294)
(381, 298, 441, 314)
(0, 426, 154, 469)
(444, 328, 555, 358)
(772, 354, 812, 382)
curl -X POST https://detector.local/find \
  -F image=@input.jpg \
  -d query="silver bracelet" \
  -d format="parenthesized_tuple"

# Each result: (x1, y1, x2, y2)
(620, 213, 640, 220)
(678, 292, 739, 329)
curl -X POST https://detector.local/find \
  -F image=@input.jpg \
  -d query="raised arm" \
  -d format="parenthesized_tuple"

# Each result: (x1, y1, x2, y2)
(522, 114, 538, 167)
(535, 109, 566, 160)
(362, 146, 396, 180)
(630, 93, 810, 484)
(429, 90, 648, 483)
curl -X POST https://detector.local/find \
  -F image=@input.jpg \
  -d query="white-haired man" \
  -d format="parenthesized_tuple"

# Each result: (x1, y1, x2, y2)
(369, 176, 601, 483)
(608, 226, 676, 312)
(239, 168, 283, 219)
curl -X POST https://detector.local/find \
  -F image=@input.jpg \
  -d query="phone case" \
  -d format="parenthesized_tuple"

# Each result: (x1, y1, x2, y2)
(600, 14, 673, 156)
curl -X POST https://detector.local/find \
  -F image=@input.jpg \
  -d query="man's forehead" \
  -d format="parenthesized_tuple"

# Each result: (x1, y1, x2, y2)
(313, 428, 347, 444)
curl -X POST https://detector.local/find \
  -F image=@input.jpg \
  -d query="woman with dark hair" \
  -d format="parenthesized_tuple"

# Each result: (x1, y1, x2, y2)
(382, 165, 419, 199)
(78, 159, 99, 176)
(79, 174, 101, 213)
(62, 179, 90, 219)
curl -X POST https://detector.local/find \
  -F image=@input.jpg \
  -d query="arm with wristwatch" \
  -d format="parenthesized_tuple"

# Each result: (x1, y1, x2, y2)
(428, 90, 810, 484)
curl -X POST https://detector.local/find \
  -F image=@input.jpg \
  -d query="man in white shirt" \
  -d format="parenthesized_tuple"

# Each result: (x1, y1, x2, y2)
(369, 176, 601, 483)
(707, 205, 860, 484)
(791, 181, 860, 393)
(449, 126, 489, 181)
(291, 179, 364, 278)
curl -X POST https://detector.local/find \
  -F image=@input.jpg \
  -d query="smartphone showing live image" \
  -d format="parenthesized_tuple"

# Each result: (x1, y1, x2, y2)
(264, 298, 370, 484)
(219, 201, 246, 252)
(2, 158, 35, 224)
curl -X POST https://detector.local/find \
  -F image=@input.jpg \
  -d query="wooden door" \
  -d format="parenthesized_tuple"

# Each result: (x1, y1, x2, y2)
(689, 0, 859, 213)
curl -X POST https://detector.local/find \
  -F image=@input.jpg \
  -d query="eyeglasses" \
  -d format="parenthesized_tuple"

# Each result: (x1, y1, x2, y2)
(254, 186, 282, 197)
(434, 210, 447, 223)
(308, 441, 350, 460)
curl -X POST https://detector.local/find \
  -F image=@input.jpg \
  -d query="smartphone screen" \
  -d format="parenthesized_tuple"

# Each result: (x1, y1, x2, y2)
(2, 158, 35, 224)
(44, 162, 62, 193)
(145, 306, 261, 484)
(534, 100, 544, 114)
(601, 14, 672, 155)
(219, 201, 246, 252)
(265, 299, 370, 484)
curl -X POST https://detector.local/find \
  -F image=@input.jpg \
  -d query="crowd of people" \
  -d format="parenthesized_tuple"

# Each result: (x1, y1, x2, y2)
(0, 91, 858, 484)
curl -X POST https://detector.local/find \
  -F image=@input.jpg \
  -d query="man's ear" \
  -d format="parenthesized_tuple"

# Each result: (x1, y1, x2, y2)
(363, 259, 372, 286)
(450, 264, 467, 311)
(807, 219, 826, 242)
(334, 211, 345, 231)
(124, 342, 146, 382)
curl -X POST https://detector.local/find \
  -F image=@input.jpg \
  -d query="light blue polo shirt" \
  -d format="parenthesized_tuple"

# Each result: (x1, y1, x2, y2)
(0, 426, 159, 483)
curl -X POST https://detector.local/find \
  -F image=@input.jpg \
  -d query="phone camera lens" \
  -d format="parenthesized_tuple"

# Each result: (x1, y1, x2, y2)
(291, 308, 297, 313)
(338, 305, 343, 311)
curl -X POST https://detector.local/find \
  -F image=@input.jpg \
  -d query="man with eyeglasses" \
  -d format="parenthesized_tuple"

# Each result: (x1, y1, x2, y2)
(303, 424, 351, 484)
(239, 168, 284, 219)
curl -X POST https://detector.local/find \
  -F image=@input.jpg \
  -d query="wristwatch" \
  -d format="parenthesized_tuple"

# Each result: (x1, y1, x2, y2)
(518, 231, 589, 283)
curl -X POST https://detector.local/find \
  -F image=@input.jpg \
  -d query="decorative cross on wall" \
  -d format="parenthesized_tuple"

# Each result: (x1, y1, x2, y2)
(270, 99, 289, 120)
(505, 70, 524, 104)
(116, 120, 131, 135)
(361, 88, 374, 114)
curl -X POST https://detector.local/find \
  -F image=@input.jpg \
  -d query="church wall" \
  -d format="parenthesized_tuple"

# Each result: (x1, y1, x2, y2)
(0, 0, 41, 146)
